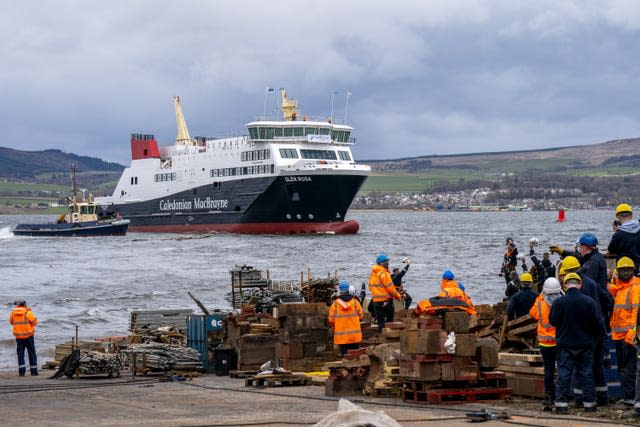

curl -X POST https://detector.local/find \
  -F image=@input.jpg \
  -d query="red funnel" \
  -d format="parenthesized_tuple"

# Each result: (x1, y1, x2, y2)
(556, 209, 566, 222)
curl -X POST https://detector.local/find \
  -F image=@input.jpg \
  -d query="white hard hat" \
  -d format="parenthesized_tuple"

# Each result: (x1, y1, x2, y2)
(529, 237, 539, 247)
(516, 253, 525, 261)
(543, 278, 562, 295)
(349, 285, 357, 296)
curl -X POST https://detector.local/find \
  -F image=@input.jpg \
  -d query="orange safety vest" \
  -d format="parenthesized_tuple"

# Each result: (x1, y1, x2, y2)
(9, 306, 38, 339)
(437, 279, 476, 313)
(609, 277, 640, 342)
(414, 297, 477, 316)
(368, 264, 401, 303)
(328, 297, 363, 345)
(529, 295, 556, 346)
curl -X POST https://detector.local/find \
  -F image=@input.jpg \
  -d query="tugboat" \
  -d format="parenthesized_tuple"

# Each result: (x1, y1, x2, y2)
(95, 89, 371, 234)
(13, 165, 130, 237)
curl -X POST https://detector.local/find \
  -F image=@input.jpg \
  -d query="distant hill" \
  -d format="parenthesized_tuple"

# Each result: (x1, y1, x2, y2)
(0, 147, 124, 180)
(363, 137, 640, 172)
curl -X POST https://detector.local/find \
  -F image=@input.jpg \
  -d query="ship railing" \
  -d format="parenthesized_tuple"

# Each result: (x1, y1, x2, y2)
(253, 114, 332, 123)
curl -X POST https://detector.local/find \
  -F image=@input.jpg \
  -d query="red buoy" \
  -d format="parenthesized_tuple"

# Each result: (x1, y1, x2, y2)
(556, 208, 566, 222)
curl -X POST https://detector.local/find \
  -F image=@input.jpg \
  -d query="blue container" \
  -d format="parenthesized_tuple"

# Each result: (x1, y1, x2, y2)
(187, 314, 226, 372)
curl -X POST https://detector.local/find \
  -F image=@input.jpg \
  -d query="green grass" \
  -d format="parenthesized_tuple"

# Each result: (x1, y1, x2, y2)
(359, 171, 486, 194)
(0, 182, 68, 193)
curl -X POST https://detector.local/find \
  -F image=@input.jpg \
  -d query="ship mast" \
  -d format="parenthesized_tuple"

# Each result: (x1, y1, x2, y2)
(280, 89, 298, 121)
(173, 96, 194, 146)
(70, 163, 78, 203)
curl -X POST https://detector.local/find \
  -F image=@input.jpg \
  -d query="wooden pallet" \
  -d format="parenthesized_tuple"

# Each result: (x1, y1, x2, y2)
(230, 370, 258, 378)
(245, 374, 309, 387)
(403, 387, 512, 404)
(401, 371, 508, 393)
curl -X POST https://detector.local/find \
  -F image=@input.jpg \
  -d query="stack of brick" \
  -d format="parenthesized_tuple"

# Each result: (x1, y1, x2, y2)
(324, 351, 371, 396)
(275, 303, 336, 371)
(398, 311, 508, 403)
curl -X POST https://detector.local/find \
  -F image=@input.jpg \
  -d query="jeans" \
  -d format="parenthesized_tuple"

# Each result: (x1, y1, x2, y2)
(556, 346, 595, 409)
(616, 340, 637, 403)
(374, 300, 394, 332)
(16, 336, 37, 375)
(539, 345, 557, 399)
(403, 293, 413, 309)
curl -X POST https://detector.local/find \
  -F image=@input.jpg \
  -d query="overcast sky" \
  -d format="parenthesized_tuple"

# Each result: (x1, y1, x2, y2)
(2, 1, 640, 164)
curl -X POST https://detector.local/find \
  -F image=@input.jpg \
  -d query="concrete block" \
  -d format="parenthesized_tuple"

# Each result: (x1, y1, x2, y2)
(400, 329, 447, 355)
(399, 360, 441, 381)
(476, 337, 499, 369)
(277, 303, 328, 318)
(454, 334, 477, 357)
(444, 311, 470, 333)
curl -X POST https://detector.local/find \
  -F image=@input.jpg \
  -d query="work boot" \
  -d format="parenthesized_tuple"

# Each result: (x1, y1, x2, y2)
(18, 372, 25, 377)
(30, 370, 38, 376)
(555, 406, 568, 414)
(597, 394, 609, 407)
(542, 395, 554, 412)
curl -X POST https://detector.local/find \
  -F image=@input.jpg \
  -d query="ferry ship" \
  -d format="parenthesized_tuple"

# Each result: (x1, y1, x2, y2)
(96, 89, 370, 234)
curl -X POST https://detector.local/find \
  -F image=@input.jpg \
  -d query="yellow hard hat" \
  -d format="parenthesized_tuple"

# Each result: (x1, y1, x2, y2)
(616, 203, 633, 215)
(563, 272, 582, 284)
(617, 256, 635, 269)
(558, 266, 566, 276)
(562, 256, 581, 271)
(519, 272, 533, 283)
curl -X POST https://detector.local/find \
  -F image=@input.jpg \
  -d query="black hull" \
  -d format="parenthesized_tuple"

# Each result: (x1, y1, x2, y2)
(13, 221, 129, 237)
(98, 174, 367, 234)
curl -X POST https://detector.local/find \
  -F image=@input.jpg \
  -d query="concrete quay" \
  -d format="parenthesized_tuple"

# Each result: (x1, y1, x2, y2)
(0, 372, 633, 426)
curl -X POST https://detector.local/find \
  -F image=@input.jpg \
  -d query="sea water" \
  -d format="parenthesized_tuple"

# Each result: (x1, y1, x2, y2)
(0, 210, 615, 371)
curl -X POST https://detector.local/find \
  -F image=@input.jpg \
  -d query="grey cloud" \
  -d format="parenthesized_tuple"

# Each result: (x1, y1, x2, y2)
(1, 1, 640, 164)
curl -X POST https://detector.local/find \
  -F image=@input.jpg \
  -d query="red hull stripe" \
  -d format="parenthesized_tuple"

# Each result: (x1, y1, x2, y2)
(129, 220, 360, 235)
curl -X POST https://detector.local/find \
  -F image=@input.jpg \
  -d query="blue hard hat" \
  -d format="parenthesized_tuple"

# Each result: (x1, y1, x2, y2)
(578, 232, 598, 247)
(376, 253, 389, 264)
(443, 270, 455, 280)
(338, 281, 350, 293)
(458, 282, 465, 292)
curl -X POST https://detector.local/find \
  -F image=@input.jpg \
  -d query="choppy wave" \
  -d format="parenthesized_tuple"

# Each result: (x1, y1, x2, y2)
(0, 226, 14, 239)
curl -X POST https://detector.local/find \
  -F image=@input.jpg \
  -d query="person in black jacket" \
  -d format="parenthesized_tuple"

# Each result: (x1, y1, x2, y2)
(558, 255, 611, 406)
(500, 238, 518, 285)
(392, 258, 412, 309)
(607, 203, 640, 273)
(550, 273, 605, 414)
(530, 242, 556, 292)
(550, 232, 607, 288)
(506, 272, 538, 320)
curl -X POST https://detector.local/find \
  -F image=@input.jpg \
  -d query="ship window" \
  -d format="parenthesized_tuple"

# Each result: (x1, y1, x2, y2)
(274, 128, 283, 137)
(293, 127, 304, 136)
(283, 127, 293, 137)
(248, 127, 258, 139)
(172, 173, 176, 180)
(319, 128, 330, 135)
(265, 127, 274, 139)
(343, 131, 351, 142)
(279, 148, 298, 159)
(338, 151, 351, 161)
(304, 127, 317, 135)
(331, 130, 338, 141)
(300, 149, 338, 160)
(236, 167, 242, 175)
